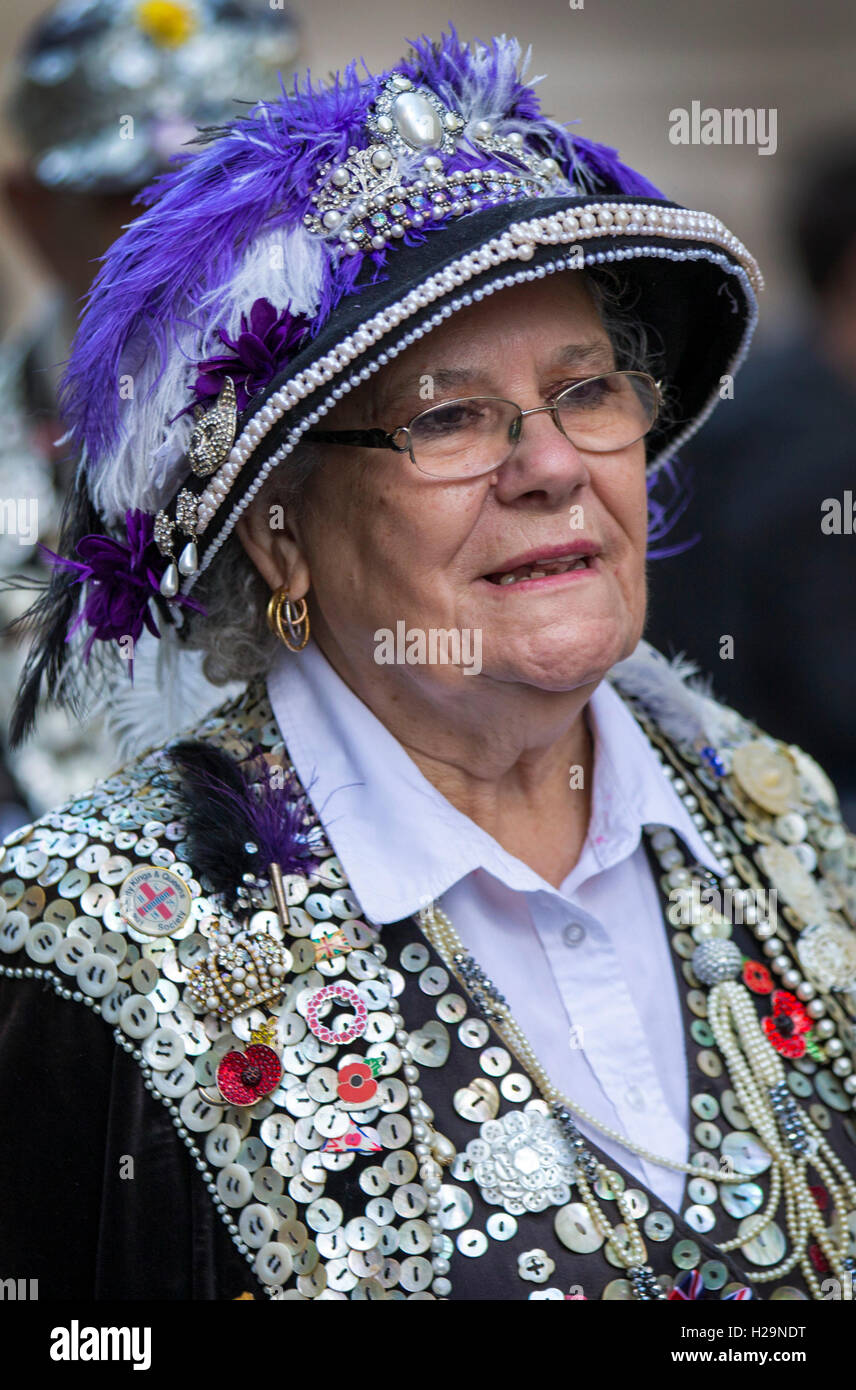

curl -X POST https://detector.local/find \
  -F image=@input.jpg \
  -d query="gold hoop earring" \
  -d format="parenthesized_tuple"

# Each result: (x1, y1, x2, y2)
(266, 586, 310, 652)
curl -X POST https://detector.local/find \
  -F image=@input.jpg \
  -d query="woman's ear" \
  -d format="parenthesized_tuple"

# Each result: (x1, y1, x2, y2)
(235, 494, 311, 599)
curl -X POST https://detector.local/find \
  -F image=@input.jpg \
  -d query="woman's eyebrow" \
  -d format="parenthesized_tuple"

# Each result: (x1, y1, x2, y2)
(425, 347, 613, 388)
(552, 340, 615, 370)
(377, 342, 616, 415)
(375, 365, 490, 416)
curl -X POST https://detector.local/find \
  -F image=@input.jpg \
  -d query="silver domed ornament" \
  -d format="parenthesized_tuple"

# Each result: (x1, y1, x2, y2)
(692, 938, 743, 986)
(366, 72, 462, 157)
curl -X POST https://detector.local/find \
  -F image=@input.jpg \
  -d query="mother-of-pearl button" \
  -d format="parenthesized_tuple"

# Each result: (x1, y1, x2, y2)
(54, 937, 90, 974)
(118, 993, 157, 1038)
(179, 1090, 223, 1133)
(0, 911, 29, 953)
(25, 921, 61, 963)
(239, 1203, 276, 1248)
(141, 1025, 184, 1070)
(151, 1059, 196, 1100)
(205, 1123, 242, 1166)
(217, 1162, 253, 1207)
(77, 952, 118, 998)
(255, 1242, 293, 1285)
(555, 1201, 605, 1253)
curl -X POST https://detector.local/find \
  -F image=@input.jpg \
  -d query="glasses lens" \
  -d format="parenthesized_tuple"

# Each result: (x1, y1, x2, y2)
(553, 372, 659, 452)
(405, 375, 659, 478)
(409, 397, 520, 477)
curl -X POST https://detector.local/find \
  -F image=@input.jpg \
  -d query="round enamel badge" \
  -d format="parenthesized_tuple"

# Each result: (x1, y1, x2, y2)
(119, 866, 193, 938)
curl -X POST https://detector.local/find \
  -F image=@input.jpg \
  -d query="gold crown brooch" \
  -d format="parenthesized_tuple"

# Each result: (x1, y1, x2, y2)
(187, 933, 293, 1021)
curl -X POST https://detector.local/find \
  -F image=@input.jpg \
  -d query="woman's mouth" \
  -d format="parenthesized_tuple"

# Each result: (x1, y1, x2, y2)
(484, 554, 595, 586)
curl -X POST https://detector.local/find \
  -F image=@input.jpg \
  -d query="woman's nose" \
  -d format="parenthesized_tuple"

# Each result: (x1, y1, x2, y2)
(494, 404, 590, 500)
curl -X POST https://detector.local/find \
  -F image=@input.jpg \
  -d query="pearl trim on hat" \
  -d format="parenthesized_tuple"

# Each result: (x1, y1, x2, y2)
(183, 201, 761, 591)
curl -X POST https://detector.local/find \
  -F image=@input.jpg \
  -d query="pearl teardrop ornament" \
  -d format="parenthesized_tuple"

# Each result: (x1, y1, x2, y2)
(159, 562, 179, 597)
(178, 540, 198, 576)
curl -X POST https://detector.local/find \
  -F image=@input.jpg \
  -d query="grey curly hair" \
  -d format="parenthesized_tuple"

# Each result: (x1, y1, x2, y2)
(184, 266, 666, 686)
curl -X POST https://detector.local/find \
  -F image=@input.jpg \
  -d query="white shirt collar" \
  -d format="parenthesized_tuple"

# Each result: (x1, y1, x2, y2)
(267, 642, 726, 925)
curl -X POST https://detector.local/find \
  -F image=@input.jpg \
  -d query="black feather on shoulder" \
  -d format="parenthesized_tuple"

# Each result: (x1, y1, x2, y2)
(168, 740, 258, 901)
(168, 737, 319, 910)
(3, 469, 101, 748)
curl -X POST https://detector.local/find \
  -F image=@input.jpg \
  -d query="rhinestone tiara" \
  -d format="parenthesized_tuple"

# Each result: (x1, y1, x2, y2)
(303, 71, 575, 256)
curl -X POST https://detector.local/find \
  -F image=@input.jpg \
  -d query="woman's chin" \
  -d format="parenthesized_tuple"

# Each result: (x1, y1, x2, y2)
(474, 612, 642, 688)
(478, 639, 636, 693)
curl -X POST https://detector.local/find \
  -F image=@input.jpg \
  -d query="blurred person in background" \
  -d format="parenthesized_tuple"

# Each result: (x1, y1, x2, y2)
(646, 133, 856, 831)
(0, 0, 300, 831)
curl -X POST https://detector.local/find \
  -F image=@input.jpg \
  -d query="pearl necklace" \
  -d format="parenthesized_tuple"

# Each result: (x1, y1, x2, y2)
(417, 898, 856, 1300)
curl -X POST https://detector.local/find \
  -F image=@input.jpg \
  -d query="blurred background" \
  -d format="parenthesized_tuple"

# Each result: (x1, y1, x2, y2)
(1, 0, 855, 828)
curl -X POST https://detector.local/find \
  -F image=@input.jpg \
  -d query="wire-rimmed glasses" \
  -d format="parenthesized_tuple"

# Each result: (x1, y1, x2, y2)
(303, 371, 662, 480)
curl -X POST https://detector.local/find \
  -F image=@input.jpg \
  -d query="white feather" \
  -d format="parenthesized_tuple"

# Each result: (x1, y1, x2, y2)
(198, 226, 326, 324)
(101, 629, 243, 762)
(457, 36, 544, 123)
(89, 224, 327, 528)
(607, 638, 750, 749)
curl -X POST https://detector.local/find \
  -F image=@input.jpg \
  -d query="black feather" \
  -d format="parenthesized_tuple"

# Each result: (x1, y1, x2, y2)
(168, 737, 320, 911)
(168, 739, 262, 903)
(3, 468, 102, 748)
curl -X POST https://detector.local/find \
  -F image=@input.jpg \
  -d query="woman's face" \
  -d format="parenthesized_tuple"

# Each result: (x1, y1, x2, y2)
(247, 273, 650, 698)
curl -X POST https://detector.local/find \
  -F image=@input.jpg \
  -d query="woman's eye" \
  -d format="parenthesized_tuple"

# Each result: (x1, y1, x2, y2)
(420, 403, 484, 433)
(556, 379, 610, 408)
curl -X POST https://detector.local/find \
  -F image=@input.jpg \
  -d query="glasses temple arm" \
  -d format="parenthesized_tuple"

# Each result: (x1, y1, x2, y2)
(302, 426, 401, 449)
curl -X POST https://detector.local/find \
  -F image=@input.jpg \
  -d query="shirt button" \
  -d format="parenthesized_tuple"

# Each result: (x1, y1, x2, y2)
(624, 1085, 646, 1112)
(562, 922, 586, 947)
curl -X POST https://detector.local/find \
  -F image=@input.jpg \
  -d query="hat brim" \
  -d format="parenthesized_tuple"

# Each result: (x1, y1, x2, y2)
(185, 193, 761, 588)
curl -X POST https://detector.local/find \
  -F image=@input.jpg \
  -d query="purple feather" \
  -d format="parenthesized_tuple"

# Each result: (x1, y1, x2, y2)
(398, 27, 543, 122)
(37, 508, 204, 668)
(570, 134, 664, 199)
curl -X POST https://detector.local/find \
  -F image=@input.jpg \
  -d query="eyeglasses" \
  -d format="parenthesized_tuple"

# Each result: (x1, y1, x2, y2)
(303, 371, 662, 480)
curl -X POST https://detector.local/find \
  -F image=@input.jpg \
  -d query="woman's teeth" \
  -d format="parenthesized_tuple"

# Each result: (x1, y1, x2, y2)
(491, 556, 590, 585)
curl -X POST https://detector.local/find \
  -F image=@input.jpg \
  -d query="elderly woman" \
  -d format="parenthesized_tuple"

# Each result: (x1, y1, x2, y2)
(2, 31, 856, 1304)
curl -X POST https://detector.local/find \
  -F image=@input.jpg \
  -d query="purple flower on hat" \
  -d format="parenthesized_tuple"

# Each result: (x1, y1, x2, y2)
(39, 509, 204, 668)
(191, 298, 312, 413)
